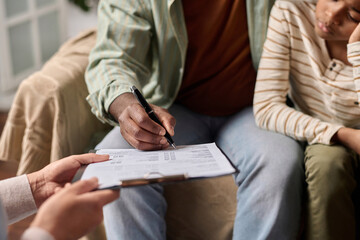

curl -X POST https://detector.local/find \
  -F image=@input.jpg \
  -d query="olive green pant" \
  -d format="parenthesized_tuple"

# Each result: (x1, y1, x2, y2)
(304, 144, 359, 240)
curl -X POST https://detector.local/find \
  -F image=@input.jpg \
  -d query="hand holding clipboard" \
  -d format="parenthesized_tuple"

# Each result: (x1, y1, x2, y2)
(73, 143, 237, 190)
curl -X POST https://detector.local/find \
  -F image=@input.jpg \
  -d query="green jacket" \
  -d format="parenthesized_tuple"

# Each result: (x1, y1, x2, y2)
(85, 0, 275, 126)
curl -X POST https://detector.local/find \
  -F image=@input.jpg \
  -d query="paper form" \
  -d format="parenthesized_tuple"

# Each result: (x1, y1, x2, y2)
(80, 143, 236, 188)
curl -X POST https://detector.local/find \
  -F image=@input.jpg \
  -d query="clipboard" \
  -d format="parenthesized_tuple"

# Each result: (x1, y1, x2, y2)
(73, 169, 189, 190)
(72, 143, 238, 190)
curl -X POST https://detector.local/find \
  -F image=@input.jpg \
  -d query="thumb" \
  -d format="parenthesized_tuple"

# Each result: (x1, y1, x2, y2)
(68, 178, 99, 195)
(81, 189, 120, 206)
(68, 153, 110, 166)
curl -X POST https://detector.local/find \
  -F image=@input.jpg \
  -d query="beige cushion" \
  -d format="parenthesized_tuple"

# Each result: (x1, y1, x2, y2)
(165, 176, 237, 240)
(0, 29, 109, 174)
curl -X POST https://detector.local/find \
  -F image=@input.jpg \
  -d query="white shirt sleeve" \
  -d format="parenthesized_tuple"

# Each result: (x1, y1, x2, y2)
(21, 227, 55, 240)
(0, 199, 7, 240)
(0, 175, 37, 224)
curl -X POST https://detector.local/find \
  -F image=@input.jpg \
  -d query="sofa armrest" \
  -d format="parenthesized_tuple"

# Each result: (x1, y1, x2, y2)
(0, 29, 111, 174)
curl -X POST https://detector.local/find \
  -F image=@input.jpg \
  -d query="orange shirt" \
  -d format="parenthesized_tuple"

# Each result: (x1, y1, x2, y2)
(176, 0, 256, 116)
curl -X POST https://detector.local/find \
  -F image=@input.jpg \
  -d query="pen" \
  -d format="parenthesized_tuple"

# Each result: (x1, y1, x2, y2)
(130, 86, 176, 149)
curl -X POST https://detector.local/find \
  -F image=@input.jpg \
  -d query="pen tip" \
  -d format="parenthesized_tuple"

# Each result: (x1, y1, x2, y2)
(171, 143, 177, 149)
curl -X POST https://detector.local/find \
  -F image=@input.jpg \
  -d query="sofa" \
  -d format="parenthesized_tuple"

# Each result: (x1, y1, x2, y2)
(0, 29, 238, 240)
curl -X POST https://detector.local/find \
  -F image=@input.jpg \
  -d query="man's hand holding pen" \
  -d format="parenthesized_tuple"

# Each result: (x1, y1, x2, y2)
(108, 88, 176, 151)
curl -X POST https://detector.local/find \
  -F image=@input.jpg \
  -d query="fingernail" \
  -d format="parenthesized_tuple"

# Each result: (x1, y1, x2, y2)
(159, 129, 166, 135)
(160, 138, 167, 144)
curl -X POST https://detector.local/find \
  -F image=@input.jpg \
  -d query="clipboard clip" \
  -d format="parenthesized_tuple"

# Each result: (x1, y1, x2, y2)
(119, 172, 189, 187)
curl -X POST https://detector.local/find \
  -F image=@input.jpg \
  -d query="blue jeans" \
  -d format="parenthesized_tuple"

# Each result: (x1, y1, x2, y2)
(98, 105, 304, 240)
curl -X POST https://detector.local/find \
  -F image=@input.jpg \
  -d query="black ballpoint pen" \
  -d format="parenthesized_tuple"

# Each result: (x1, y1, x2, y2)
(130, 86, 176, 149)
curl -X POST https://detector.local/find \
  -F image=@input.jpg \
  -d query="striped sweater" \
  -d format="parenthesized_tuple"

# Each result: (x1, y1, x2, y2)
(254, 0, 360, 145)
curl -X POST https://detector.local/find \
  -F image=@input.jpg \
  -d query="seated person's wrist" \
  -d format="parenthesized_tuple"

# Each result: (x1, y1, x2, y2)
(330, 131, 340, 144)
(331, 127, 354, 148)
(109, 92, 137, 122)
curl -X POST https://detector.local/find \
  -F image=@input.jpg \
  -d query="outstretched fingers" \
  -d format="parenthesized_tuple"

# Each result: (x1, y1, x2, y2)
(72, 153, 110, 165)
